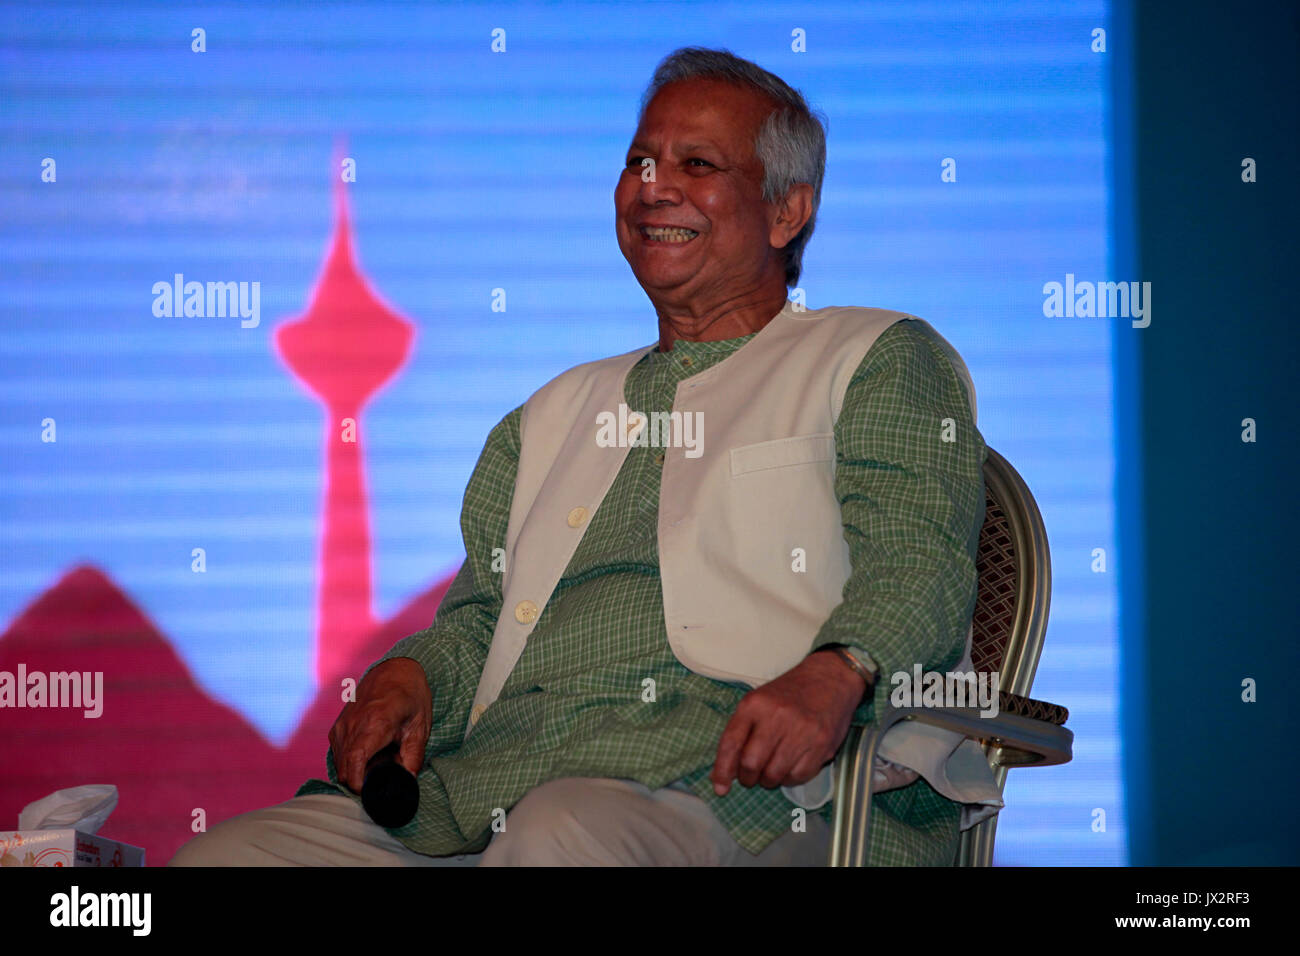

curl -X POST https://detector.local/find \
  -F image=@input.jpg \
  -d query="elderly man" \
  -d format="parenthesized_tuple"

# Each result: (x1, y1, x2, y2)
(169, 46, 997, 867)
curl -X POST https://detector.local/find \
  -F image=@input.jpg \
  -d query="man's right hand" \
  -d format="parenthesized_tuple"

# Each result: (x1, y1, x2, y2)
(328, 657, 432, 793)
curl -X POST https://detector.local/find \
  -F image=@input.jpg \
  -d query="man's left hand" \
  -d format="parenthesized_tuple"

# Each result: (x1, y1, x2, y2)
(711, 649, 870, 796)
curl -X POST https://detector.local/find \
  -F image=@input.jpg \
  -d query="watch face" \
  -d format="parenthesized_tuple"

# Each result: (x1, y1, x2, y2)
(845, 647, 879, 678)
(819, 643, 877, 680)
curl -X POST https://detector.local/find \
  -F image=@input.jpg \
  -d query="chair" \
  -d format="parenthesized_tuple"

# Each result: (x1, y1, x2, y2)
(828, 446, 1073, 866)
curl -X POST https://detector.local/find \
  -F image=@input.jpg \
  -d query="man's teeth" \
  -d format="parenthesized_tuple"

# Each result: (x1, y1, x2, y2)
(643, 226, 699, 242)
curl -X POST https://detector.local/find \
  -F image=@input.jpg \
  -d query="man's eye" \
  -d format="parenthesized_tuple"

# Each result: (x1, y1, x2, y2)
(622, 156, 711, 172)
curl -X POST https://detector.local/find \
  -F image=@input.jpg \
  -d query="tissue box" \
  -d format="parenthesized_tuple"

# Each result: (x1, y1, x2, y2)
(0, 829, 145, 867)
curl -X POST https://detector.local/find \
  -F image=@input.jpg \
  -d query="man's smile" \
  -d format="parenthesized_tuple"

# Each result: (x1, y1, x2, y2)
(639, 224, 700, 243)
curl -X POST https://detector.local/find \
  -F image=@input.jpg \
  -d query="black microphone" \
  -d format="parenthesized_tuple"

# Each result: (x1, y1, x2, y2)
(360, 741, 420, 829)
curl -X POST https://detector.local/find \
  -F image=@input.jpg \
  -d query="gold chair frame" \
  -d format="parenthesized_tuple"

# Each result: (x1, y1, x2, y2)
(828, 446, 1073, 866)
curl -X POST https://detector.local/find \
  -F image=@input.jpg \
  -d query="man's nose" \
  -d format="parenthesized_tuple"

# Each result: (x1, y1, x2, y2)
(636, 161, 684, 203)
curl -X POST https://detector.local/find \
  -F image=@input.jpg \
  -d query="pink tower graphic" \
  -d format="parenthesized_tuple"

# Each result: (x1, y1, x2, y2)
(0, 167, 453, 868)
(274, 174, 415, 685)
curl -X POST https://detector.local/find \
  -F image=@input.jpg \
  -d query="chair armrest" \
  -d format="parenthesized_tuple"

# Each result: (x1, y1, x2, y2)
(829, 705, 1074, 866)
(998, 690, 1069, 726)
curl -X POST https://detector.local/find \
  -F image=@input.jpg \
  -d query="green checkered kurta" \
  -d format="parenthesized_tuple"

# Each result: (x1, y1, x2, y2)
(297, 318, 986, 865)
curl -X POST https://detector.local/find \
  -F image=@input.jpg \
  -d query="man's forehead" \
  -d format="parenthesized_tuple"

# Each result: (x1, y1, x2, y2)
(647, 78, 772, 118)
(633, 81, 771, 152)
(627, 136, 723, 154)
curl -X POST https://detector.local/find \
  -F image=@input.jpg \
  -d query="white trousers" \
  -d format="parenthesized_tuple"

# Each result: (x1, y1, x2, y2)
(167, 777, 831, 866)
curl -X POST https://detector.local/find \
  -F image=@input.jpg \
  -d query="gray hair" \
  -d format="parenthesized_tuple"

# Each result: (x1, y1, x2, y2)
(637, 47, 828, 287)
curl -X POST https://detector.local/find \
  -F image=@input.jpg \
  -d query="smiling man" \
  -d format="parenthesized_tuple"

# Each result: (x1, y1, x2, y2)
(170, 46, 999, 868)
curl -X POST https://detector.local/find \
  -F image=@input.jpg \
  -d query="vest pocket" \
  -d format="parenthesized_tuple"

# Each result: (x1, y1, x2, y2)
(729, 432, 835, 476)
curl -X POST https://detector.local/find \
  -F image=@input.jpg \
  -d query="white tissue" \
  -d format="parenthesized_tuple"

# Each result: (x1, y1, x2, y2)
(18, 785, 118, 834)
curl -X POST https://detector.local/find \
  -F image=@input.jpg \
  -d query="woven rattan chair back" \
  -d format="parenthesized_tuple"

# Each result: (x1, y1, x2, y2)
(954, 446, 1053, 865)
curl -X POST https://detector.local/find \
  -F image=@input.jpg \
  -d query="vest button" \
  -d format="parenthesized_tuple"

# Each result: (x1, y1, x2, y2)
(514, 600, 539, 624)
(470, 703, 486, 725)
(654, 451, 665, 466)
(566, 506, 588, 528)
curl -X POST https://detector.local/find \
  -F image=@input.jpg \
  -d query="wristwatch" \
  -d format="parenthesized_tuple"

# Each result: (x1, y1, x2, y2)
(818, 642, 879, 688)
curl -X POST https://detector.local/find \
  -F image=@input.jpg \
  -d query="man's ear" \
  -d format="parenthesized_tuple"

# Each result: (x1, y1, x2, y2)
(769, 183, 814, 250)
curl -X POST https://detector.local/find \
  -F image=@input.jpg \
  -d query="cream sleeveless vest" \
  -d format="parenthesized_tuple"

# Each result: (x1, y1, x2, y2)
(464, 300, 1002, 826)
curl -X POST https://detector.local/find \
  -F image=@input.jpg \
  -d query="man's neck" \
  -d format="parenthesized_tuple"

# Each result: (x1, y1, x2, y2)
(654, 289, 788, 352)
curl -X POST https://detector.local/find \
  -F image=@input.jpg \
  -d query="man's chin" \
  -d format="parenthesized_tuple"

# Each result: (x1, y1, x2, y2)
(635, 277, 697, 302)
(631, 264, 698, 294)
